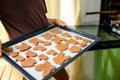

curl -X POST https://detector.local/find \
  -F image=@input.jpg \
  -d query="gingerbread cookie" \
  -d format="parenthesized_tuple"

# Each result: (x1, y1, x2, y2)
(4, 47, 13, 53)
(61, 32, 72, 38)
(53, 52, 71, 65)
(21, 58, 36, 67)
(38, 54, 48, 60)
(66, 39, 78, 44)
(25, 50, 37, 58)
(56, 43, 68, 51)
(69, 46, 81, 53)
(83, 39, 92, 43)
(33, 45, 46, 51)
(15, 55, 25, 62)
(43, 41, 51, 46)
(74, 35, 82, 40)
(79, 42, 87, 47)
(50, 29, 62, 34)
(35, 61, 56, 77)
(15, 42, 31, 52)
(46, 49, 57, 55)
(29, 38, 44, 46)
(42, 33, 56, 40)
(10, 52, 19, 58)
(51, 37, 66, 44)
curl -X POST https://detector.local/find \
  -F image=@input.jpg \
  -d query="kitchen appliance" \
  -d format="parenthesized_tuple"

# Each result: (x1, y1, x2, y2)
(86, 0, 120, 38)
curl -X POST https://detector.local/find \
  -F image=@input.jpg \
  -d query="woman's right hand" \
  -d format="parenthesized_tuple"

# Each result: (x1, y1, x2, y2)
(0, 40, 2, 56)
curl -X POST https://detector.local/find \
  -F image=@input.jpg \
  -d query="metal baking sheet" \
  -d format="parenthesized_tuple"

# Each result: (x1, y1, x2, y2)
(2, 25, 99, 80)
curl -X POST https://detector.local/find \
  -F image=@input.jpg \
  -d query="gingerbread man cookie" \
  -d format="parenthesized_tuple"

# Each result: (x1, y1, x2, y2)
(35, 61, 56, 77)
(53, 52, 71, 65)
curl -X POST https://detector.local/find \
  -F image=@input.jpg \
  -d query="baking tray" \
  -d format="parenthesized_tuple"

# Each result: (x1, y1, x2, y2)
(2, 25, 99, 80)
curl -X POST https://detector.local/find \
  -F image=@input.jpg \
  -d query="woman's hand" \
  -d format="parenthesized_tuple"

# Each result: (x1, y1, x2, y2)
(0, 40, 2, 57)
(48, 19, 68, 27)
(55, 19, 68, 27)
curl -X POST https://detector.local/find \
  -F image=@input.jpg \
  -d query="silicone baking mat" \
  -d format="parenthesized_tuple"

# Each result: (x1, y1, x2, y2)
(2, 25, 99, 80)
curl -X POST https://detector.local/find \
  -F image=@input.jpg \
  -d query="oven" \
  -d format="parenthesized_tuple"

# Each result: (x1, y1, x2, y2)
(86, 0, 120, 38)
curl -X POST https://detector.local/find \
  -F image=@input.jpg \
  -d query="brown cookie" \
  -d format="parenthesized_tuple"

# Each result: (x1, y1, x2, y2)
(51, 37, 66, 44)
(42, 33, 56, 40)
(15, 55, 25, 62)
(15, 42, 31, 52)
(29, 38, 44, 46)
(53, 52, 71, 65)
(33, 45, 46, 51)
(21, 58, 36, 67)
(46, 49, 57, 55)
(83, 39, 92, 43)
(43, 41, 51, 46)
(74, 35, 82, 40)
(10, 52, 19, 58)
(35, 61, 56, 77)
(38, 54, 48, 60)
(4, 47, 13, 53)
(50, 29, 62, 34)
(66, 39, 78, 44)
(56, 43, 68, 51)
(79, 42, 87, 47)
(61, 32, 72, 38)
(25, 50, 37, 58)
(69, 46, 82, 53)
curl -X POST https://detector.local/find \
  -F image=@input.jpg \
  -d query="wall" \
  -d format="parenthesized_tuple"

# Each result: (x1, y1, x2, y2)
(81, 0, 101, 25)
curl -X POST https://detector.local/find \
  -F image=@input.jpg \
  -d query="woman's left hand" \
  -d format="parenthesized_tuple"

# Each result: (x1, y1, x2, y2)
(55, 19, 68, 27)
(48, 19, 68, 27)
